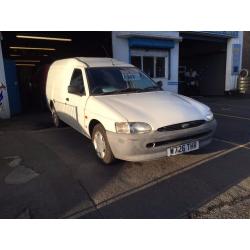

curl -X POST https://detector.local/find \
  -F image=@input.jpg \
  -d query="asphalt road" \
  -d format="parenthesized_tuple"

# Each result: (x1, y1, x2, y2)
(0, 96, 249, 218)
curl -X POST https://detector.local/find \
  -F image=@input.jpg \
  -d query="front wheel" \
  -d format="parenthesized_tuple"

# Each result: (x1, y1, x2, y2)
(92, 124, 115, 164)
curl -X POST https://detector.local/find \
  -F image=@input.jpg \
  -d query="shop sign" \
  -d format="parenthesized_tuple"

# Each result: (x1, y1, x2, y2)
(201, 31, 239, 38)
(232, 44, 241, 75)
(0, 82, 6, 108)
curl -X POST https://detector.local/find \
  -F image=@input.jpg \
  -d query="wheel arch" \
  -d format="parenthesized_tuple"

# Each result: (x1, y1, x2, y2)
(88, 119, 102, 137)
(49, 100, 54, 110)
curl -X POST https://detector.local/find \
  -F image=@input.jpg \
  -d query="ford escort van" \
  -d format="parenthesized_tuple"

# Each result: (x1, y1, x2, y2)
(46, 57, 217, 164)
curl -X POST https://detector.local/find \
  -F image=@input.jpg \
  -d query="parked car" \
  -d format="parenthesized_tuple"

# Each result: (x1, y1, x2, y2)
(46, 58, 217, 164)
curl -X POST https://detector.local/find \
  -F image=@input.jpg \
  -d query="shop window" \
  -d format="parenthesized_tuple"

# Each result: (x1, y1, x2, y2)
(130, 51, 168, 79)
(143, 57, 154, 78)
(155, 57, 165, 78)
(131, 56, 142, 69)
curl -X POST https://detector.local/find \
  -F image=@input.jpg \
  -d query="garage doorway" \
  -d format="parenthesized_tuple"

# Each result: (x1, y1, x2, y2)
(179, 34, 227, 96)
(1, 32, 112, 114)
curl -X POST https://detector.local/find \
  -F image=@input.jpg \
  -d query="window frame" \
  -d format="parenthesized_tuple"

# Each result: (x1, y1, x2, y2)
(69, 68, 86, 96)
(155, 56, 166, 78)
(130, 49, 170, 80)
(142, 56, 155, 78)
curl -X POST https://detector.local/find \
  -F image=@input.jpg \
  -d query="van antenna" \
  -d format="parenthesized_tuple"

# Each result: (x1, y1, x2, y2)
(101, 45, 115, 66)
(102, 45, 110, 58)
(111, 58, 115, 66)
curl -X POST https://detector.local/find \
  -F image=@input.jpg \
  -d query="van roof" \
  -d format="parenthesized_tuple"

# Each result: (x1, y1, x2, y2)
(52, 57, 134, 68)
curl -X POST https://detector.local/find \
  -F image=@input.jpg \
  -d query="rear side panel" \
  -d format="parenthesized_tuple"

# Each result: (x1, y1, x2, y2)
(46, 64, 71, 121)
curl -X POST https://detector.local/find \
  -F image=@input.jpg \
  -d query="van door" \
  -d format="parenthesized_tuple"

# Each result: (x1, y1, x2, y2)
(64, 68, 88, 135)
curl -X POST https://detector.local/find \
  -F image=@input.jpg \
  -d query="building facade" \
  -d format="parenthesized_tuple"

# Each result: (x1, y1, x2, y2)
(112, 32, 181, 93)
(112, 31, 244, 96)
(0, 31, 245, 119)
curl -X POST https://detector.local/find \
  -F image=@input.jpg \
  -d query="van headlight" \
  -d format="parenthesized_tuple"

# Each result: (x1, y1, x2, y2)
(205, 110, 214, 121)
(115, 122, 152, 134)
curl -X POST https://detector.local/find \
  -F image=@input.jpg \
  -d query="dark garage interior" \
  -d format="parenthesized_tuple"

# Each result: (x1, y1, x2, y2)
(179, 33, 227, 96)
(1, 31, 112, 114)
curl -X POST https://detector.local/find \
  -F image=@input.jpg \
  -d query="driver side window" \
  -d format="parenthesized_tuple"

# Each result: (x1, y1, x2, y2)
(69, 69, 85, 95)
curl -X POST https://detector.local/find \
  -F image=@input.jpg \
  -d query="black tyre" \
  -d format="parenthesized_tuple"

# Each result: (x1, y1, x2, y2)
(92, 123, 115, 164)
(238, 80, 250, 84)
(238, 84, 250, 89)
(51, 106, 63, 128)
(239, 69, 249, 78)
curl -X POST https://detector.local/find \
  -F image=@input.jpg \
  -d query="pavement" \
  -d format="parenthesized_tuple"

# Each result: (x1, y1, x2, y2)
(0, 96, 249, 218)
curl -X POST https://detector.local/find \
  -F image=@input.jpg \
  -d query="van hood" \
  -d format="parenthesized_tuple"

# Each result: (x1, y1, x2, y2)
(94, 91, 210, 130)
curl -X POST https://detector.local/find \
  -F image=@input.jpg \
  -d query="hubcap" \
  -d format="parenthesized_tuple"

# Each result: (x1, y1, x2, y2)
(52, 112, 57, 125)
(52, 111, 58, 127)
(93, 131, 106, 159)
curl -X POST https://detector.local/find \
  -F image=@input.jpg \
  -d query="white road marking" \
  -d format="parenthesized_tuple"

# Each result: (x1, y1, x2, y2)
(65, 139, 250, 218)
(214, 112, 250, 121)
(210, 102, 250, 111)
(4, 165, 40, 185)
(3, 155, 20, 160)
(3, 155, 23, 167)
(213, 138, 250, 149)
(61, 204, 97, 219)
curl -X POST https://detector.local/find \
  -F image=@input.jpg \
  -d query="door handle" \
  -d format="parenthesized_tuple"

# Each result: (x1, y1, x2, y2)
(66, 98, 69, 101)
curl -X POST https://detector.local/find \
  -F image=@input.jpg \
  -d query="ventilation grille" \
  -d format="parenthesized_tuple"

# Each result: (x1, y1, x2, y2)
(157, 120, 206, 132)
(146, 130, 212, 148)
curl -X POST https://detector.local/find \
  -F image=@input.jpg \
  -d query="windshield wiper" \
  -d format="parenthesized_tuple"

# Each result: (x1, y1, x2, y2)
(142, 85, 162, 92)
(100, 87, 143, 95)
(95, 86, 161, 96)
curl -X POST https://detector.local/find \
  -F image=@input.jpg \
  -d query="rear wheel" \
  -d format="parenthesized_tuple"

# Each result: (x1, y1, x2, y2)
(51, 106, 63, 128)
(92, 123, 115, 164)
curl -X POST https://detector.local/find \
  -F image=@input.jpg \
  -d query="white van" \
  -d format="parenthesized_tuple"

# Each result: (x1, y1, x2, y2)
(46, 57, 216, 164)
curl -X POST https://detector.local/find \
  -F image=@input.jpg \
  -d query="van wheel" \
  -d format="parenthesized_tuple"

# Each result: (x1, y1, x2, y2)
(92, 124, 115, 164)
(51, 107, 63, 128)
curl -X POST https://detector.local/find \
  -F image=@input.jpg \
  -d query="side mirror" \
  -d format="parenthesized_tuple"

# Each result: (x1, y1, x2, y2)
(156, 81, 163, 89)
(68, 85, 84, 95)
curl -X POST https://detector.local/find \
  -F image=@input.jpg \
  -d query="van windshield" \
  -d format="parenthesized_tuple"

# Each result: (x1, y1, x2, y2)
(86, 67, 161, 95)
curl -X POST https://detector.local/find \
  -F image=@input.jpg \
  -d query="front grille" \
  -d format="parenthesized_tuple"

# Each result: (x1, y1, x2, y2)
(157, 120, 206, 132)
(146, 130, 212, 148)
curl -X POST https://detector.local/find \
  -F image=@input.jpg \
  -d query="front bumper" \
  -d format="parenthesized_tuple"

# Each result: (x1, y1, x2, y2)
(106, 119, 217, 162)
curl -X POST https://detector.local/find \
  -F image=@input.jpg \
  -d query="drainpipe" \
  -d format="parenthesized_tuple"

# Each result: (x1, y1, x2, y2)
(0, 32, 10, 119)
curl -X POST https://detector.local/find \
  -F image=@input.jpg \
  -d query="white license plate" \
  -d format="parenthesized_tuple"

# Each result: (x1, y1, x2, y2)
(167, 141, 199, 156)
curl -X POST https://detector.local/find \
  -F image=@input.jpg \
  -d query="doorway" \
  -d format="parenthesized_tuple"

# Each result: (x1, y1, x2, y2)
(179, 35, 227, 96)
(1, 31, 113, 114)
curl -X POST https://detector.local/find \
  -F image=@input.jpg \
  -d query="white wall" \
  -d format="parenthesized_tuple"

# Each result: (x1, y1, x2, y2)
(112, 32, 130, 63)
(225, 32, 244, 91)
(112, 31, 180, 93)
(113, 31, 180, 40)
(167, 41, 179, 93)
(0, 33, 10, 119)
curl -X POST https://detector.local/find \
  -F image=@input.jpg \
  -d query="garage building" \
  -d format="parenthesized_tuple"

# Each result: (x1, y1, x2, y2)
(179, 32, 243, 96)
